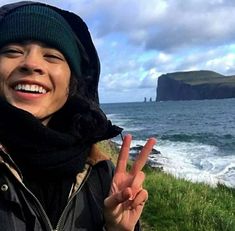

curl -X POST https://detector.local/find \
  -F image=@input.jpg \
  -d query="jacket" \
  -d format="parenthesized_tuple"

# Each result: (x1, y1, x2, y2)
(0, 144, 114, 231)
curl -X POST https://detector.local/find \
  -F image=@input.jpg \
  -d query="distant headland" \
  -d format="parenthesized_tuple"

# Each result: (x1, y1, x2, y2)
(156, 70, 235, 101)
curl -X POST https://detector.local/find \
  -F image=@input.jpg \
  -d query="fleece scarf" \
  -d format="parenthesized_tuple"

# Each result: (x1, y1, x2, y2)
(0, 96, 122, 227)
(0, 96, 122, 179)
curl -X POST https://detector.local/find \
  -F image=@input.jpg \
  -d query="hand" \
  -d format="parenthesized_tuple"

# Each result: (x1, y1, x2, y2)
(104, 134, 156, 231)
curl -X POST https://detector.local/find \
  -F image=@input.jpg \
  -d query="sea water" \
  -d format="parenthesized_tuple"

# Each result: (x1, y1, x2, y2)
(101, 98, 235, 188)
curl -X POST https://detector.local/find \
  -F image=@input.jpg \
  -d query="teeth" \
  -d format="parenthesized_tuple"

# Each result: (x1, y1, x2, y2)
(14, 84, 47, 94)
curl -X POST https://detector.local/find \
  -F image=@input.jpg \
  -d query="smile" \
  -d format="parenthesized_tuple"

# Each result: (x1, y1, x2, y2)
(14, 84, 47, 94)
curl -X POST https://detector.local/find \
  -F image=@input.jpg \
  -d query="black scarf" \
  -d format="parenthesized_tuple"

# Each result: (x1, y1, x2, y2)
(0, 96, 122, 227)
(0, 96, 122, 179)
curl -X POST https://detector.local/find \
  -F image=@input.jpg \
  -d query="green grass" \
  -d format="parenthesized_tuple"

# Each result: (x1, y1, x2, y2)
(141, 166, 235, 231)
(98, 140, 235, 231)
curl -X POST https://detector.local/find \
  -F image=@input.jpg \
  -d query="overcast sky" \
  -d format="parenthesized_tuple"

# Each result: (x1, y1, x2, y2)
(1, 0, 235, 103)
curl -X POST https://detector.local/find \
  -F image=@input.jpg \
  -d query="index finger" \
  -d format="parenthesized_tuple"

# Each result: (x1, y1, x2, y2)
(115, 134, 132, 173)
(130, 137, 156, 175)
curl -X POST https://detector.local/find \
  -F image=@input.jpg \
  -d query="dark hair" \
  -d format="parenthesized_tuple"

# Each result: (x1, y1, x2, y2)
(68, 73, 88, 101)
(68, 73, 79, 97)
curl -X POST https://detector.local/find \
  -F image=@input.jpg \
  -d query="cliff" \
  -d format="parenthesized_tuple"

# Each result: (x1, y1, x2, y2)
(156, 70, 235, 101)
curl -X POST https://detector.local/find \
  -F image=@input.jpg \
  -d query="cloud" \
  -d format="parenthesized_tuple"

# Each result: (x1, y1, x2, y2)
(140, 69, 160, 88)
(1, 0, 235, 102)
(65, 0, 235, 52)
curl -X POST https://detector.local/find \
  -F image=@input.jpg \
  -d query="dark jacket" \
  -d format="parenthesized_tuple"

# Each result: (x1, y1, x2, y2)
(0, 145, 113, 231)
(0, 145, 141, 231)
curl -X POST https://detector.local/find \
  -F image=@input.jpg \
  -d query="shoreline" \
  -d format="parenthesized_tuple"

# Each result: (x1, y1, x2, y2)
(98, 139, 235, 230)
(99, 139, 235, 189)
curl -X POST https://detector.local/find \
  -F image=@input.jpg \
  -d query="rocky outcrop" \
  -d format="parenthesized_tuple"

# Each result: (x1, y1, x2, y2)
(156, 70, 235, 101)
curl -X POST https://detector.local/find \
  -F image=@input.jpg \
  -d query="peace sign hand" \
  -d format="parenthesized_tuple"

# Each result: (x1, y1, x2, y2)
(104, 134, 156, 231)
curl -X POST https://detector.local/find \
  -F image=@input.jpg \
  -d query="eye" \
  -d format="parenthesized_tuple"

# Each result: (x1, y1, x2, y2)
(43, 49, 65, 63)
(44, 54, 63, 60)
(0, 47, 23, 57)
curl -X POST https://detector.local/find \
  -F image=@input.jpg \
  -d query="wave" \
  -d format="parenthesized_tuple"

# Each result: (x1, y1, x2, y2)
(104, 100, 235, 188)
(113, 137, 235, 188)
(160, 132, 234, 142)
(156, 142, 235, 187)
(107, 119, 144, 133)
(159, 133, 235, 153)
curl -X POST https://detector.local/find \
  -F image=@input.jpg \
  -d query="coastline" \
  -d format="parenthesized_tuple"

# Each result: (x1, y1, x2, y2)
(98, 140, 235, 231)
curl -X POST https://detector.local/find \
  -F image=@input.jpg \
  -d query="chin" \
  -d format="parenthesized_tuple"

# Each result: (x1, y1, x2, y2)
(11, 102, 41, 117)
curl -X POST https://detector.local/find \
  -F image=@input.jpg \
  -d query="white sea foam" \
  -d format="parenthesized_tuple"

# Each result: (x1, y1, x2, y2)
(115, 138, 235, 188)
(106, 113, 117, 118)
(107, 115, 144, 132)
(106, 115, 132, 130)
(156, 140, 235, 187)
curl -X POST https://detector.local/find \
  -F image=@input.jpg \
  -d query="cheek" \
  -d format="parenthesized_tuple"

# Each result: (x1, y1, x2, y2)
(54, 67, 71, 96)
(0, 60, 13, 85)
(62, 66, 71, 90)
(0, 64, 7, 81)
(0, 70, 8, 96)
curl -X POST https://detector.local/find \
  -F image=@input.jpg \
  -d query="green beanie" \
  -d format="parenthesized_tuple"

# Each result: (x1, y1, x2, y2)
(0, 4, 81, 76)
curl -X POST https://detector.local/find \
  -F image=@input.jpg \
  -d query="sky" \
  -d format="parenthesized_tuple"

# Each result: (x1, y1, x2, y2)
(1, 0, 235, 103)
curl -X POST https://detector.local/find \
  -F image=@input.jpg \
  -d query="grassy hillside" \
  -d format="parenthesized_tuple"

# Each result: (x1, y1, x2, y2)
(98, 140, 235, 231)
(142, 166, 235, 231)
(164, 70, 235, 86)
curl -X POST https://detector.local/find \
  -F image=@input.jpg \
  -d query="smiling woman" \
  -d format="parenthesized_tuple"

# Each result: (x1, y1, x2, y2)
(0, 1, 156, 231)
(0, 42, 71, 125)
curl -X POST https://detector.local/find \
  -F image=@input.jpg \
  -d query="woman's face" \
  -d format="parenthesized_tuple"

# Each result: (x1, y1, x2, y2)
(0, 41, 71, 125)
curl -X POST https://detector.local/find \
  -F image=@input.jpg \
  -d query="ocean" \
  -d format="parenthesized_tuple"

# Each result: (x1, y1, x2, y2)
(101, 98, 235, 188)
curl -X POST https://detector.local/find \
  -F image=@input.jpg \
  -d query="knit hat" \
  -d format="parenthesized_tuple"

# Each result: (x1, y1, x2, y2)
(0, 4, 81, 76)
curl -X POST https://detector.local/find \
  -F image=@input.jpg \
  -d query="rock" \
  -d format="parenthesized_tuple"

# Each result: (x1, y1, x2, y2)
(130, 145, 161, 156)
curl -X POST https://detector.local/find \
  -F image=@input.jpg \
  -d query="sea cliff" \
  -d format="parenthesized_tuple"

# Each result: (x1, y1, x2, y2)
(156, 70, 235, 101)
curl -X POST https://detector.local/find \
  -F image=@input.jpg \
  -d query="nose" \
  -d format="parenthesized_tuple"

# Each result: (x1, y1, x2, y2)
(19, 50, 45, 75)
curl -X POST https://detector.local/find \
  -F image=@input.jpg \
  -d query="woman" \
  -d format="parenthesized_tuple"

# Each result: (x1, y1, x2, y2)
(0, 1, 156, 231)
